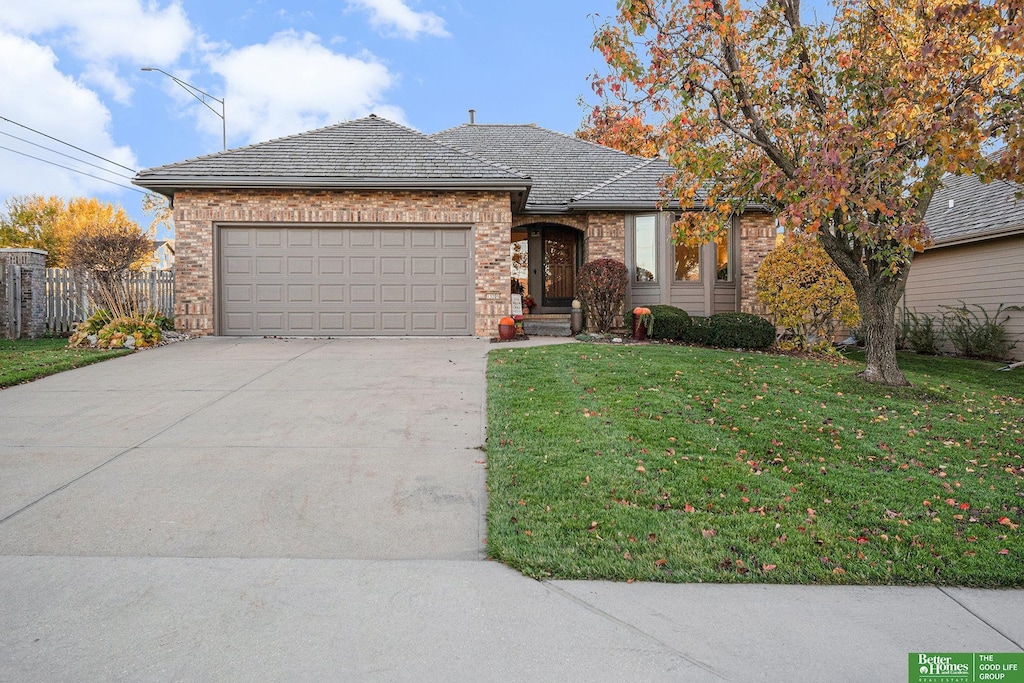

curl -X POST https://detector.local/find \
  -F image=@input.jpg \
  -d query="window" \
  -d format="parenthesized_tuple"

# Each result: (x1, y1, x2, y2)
(715, 231, 732, 282)
(633, 215, 657, 282)
(674, 244, 700, 281)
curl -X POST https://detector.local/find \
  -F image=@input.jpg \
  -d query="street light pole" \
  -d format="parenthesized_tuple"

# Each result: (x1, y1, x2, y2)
(141, 67, 226, 151)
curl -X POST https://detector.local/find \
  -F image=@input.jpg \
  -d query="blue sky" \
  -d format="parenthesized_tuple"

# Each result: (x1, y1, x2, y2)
(0, 1, 618, 238)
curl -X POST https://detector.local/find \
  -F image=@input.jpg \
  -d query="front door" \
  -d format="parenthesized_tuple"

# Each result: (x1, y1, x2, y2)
(541, 226, 579, 308)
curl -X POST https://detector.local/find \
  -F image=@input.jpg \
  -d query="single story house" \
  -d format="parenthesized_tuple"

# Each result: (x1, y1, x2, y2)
(905, 165, 1024, 361)
(133, 114, 775, 337)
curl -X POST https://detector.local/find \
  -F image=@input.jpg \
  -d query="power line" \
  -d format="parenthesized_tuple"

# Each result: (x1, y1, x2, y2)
(0, 130, 136, 180)
(0, 144, 147, 195)
(0, 114, 138, 173)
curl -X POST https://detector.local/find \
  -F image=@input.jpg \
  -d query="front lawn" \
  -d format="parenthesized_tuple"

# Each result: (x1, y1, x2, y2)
(0, 337, 129, 388)
(486, 344, 1023, 586)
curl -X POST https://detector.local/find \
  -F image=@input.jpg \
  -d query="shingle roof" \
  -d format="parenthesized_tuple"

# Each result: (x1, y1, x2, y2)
(924, 165, 1024, 247)
(429, 123, 666, 211)
(133, 115, 530, 196)
(570, 157, 684, 209)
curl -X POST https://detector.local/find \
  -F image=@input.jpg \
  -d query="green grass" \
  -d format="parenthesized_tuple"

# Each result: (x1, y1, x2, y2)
(0, 337, 129, 388)
(486, 344, 1024, 586)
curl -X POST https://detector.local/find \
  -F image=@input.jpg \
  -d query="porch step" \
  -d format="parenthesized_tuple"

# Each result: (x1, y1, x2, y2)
(523, 315, 572, 337)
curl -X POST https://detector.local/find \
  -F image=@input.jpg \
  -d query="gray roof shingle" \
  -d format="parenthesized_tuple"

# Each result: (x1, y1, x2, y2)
(924, 165, 1024, 247)
(134, 115, 530, 196)
(429, 123, 665, 211)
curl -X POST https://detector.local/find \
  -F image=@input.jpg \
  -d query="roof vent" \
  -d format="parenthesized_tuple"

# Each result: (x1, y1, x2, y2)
(948, 198, 955, 210)
(468, 109, 476, 125)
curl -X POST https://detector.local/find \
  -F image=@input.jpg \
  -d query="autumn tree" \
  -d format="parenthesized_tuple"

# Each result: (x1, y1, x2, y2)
(593, 0, 1024, 385)
(0, 195, 149, 267)
(576, 104, 662, 157)
(0, 196, 64, 263)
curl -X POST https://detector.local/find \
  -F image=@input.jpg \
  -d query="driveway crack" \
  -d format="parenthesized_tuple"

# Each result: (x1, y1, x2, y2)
(937, 587, 1024, 651)
(541, 581, 727, 679)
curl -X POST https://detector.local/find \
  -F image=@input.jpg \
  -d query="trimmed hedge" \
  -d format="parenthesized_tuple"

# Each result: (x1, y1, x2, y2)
(707, 312, 776, 349)
(625, 304, 691, 340)
(686, 316, 714, 345)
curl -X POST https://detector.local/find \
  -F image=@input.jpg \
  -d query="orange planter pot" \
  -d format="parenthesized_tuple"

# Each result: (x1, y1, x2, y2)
(498, 316, 516, 341)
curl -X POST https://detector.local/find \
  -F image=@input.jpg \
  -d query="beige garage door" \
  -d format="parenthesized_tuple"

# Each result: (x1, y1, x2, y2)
(218, 226, 474, 336)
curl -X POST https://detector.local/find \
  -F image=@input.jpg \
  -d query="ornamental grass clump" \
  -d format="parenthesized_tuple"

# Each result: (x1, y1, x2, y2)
(575, 259, 628, 333)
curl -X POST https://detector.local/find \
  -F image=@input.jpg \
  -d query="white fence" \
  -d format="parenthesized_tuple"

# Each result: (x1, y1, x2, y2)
(45, 268, 174, 333)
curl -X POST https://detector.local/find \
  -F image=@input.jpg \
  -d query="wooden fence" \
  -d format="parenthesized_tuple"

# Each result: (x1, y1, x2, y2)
(45, 269, 174, 333)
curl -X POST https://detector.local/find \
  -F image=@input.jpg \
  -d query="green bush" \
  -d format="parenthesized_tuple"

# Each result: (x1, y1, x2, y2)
(685, 316, 714, 345)
(708, 312, 775, 350)
(941, 302, 1017, 360)
(152, 313, 175, 331)
(624, 304, 691, 339)
(902, 310, 943, 355)
(96, 317, 162, 349)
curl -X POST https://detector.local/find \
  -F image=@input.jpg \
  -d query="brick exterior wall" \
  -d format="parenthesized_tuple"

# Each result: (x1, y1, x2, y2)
(172, 189, 512, 336)
(0, 249, 47, 339)
(737, 212, 777, 315)
(511, 212, 626, 264)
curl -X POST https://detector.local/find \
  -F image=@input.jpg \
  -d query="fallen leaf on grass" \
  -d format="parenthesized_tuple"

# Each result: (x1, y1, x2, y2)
(763, 564, 777, 571)
(654, 558, 668, 566)
(623, 552, 633, 560)
(702, 529, 717, 538)
(998, 549, 1010, 555)
(587, 521, 598, 532)
(998, 517, 1019, 530)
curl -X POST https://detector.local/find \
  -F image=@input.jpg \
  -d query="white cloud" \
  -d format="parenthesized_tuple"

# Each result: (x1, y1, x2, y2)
(208, 30, 404, 144)
(0, 32, 138, 200)
(0, 0, 193, 64)
(347, 0, 450, 39)
(0, 0, 194, 101)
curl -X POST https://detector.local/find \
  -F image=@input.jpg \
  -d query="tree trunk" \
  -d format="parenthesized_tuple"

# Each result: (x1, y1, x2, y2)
(816, 229, 911, 387)
(854, 279, 910, 386)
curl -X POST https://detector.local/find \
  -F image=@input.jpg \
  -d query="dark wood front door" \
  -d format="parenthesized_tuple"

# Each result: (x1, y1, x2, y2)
(541, 227, 579, 308)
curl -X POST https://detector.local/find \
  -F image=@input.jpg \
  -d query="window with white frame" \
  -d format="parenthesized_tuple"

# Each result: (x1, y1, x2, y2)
(633, 215, 657, 283)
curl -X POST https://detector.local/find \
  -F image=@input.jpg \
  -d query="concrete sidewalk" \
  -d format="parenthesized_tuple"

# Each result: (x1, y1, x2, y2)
(1, 337, 1021, 682)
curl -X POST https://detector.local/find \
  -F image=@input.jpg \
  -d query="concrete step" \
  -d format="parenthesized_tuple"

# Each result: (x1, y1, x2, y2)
(523, 318, 572, 337)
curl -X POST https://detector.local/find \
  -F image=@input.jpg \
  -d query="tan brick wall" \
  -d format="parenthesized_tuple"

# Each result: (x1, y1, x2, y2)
(172, 189, 512, 336)
(511, 212, 625, 265)
(737, 211, 777, 315)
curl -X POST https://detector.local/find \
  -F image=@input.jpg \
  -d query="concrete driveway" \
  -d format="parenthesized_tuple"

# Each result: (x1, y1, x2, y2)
(1, 337, 488, 561)
(1, 337, 1022, 682)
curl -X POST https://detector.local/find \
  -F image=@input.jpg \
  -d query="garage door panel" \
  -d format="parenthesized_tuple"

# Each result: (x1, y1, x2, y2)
(319, 256, 345, 274)
(442, 230, 468, 248)
(381, 257, 406, 275)
(350, 257, 376, 274)
(350, 285, 376, 303)
(256, 230, 282, 247)
(256, 285, 283, 303)
(349, 312, 376, 331)
(380, 285, 407, 303)
(319, 285, 345, 303)
(442, 258, 467, 275)
(381, 231, 406, 248)
(411, 285, 438, 303)
(287, 256, 313, 274)
(225, 257, 252, 275)
(256, 257, 281, 274)
(350, 230, 375, 247)
(220, 226, 473, 336)
(411, 257, 437, 275)
(411, 231, 437, 247)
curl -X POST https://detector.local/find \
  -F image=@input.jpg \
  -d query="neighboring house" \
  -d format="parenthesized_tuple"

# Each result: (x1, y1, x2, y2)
(132, 115, 775, 337)
(905, 166, 1024, 360)
(149, 239, 175, 271)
